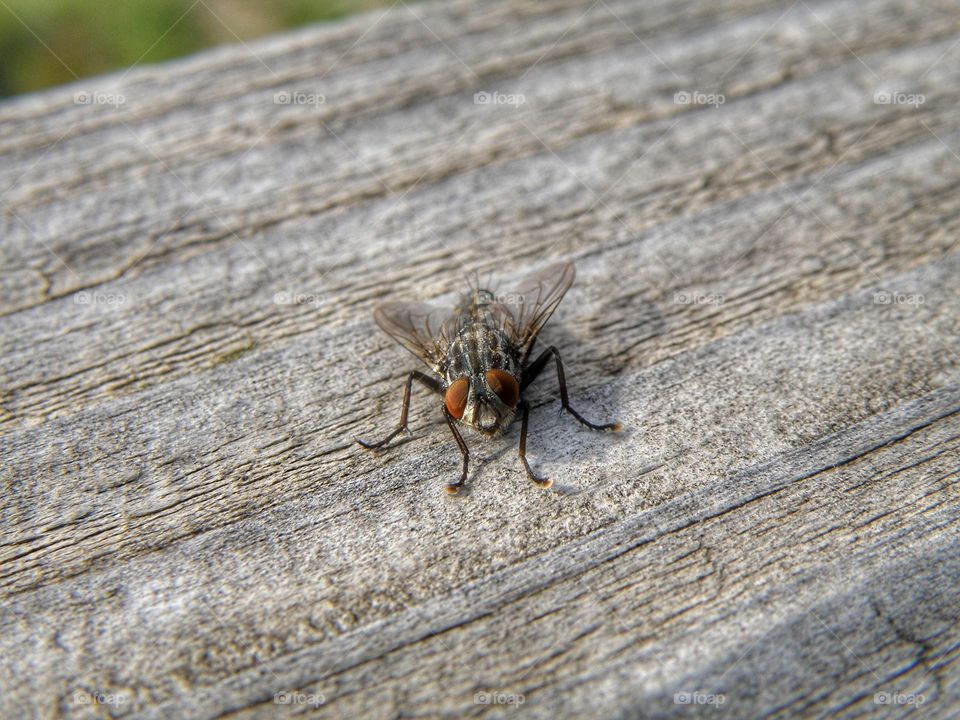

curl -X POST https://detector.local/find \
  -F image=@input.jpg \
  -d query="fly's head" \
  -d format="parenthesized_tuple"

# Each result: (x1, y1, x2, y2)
(444, 369, 520, 436)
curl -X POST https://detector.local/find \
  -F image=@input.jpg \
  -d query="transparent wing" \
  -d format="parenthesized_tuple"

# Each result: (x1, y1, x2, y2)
(495, 261, 576, 354)
(373, 301, 457, 368)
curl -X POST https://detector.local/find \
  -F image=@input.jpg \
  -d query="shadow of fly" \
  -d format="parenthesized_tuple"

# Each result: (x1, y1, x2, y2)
(356, 261, 620, 494)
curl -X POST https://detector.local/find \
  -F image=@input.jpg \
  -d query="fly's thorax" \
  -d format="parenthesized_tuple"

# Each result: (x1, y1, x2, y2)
(445, 318, 520, 381)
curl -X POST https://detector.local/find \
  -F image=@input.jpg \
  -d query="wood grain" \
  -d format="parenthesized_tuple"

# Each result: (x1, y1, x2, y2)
(1, 0, 958, 717)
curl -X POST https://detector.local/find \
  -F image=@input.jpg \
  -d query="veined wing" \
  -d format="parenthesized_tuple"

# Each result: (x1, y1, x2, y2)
(373, 301, 457, 370)
(495, 261, 576, 357)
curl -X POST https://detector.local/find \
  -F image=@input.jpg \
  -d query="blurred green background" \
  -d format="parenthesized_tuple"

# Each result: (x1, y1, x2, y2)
(0, 0, 397, 97)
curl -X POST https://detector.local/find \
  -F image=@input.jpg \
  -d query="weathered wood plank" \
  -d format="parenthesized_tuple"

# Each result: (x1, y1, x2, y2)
(1, 0, 959, 718)
(2, 0, 959, 317)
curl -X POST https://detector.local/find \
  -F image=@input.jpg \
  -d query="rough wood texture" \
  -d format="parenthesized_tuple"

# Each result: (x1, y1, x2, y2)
(2, 0, 959, 717)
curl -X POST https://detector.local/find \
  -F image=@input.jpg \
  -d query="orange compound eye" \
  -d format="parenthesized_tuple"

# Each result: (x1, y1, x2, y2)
(485, 369, 519, 408)
(444, 377, 469, 419)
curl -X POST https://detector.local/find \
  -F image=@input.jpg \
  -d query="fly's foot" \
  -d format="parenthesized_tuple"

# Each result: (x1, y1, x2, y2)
(520, 454, 552, 489)
(532, 476, 553, 489)
(566, 405, 621, 432)
(355, 426, 412, 451)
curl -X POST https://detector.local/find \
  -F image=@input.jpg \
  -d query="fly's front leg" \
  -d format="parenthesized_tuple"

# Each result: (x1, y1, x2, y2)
(355, 371, 441, 450)
(518, 400, 552, 489)
(443, 407, 469, 495)
(522, 346, 621, 431)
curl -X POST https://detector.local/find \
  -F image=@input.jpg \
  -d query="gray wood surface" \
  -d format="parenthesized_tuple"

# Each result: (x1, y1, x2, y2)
(2, 0, 959, 717)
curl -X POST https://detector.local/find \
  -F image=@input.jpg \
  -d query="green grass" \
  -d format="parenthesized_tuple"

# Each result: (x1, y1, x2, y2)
(0, 0, 398, 97)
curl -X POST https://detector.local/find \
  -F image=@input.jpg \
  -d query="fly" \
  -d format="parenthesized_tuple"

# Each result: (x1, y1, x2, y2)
(356, 261, 620, 494)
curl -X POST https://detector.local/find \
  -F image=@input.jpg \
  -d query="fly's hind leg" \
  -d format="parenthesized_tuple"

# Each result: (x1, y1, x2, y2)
(522, 346, 621, 431)
(355, 371, 442, 450)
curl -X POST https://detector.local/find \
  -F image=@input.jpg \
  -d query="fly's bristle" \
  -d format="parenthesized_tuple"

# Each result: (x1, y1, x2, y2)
(465, 268, 498, 296)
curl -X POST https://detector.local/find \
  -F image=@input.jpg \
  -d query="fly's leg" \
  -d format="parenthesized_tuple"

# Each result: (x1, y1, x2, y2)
(443, 407, 469, 495)
(522, 346, 621, 431)
(518, 400, 552, 489)
(355, 371, 441, 450)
